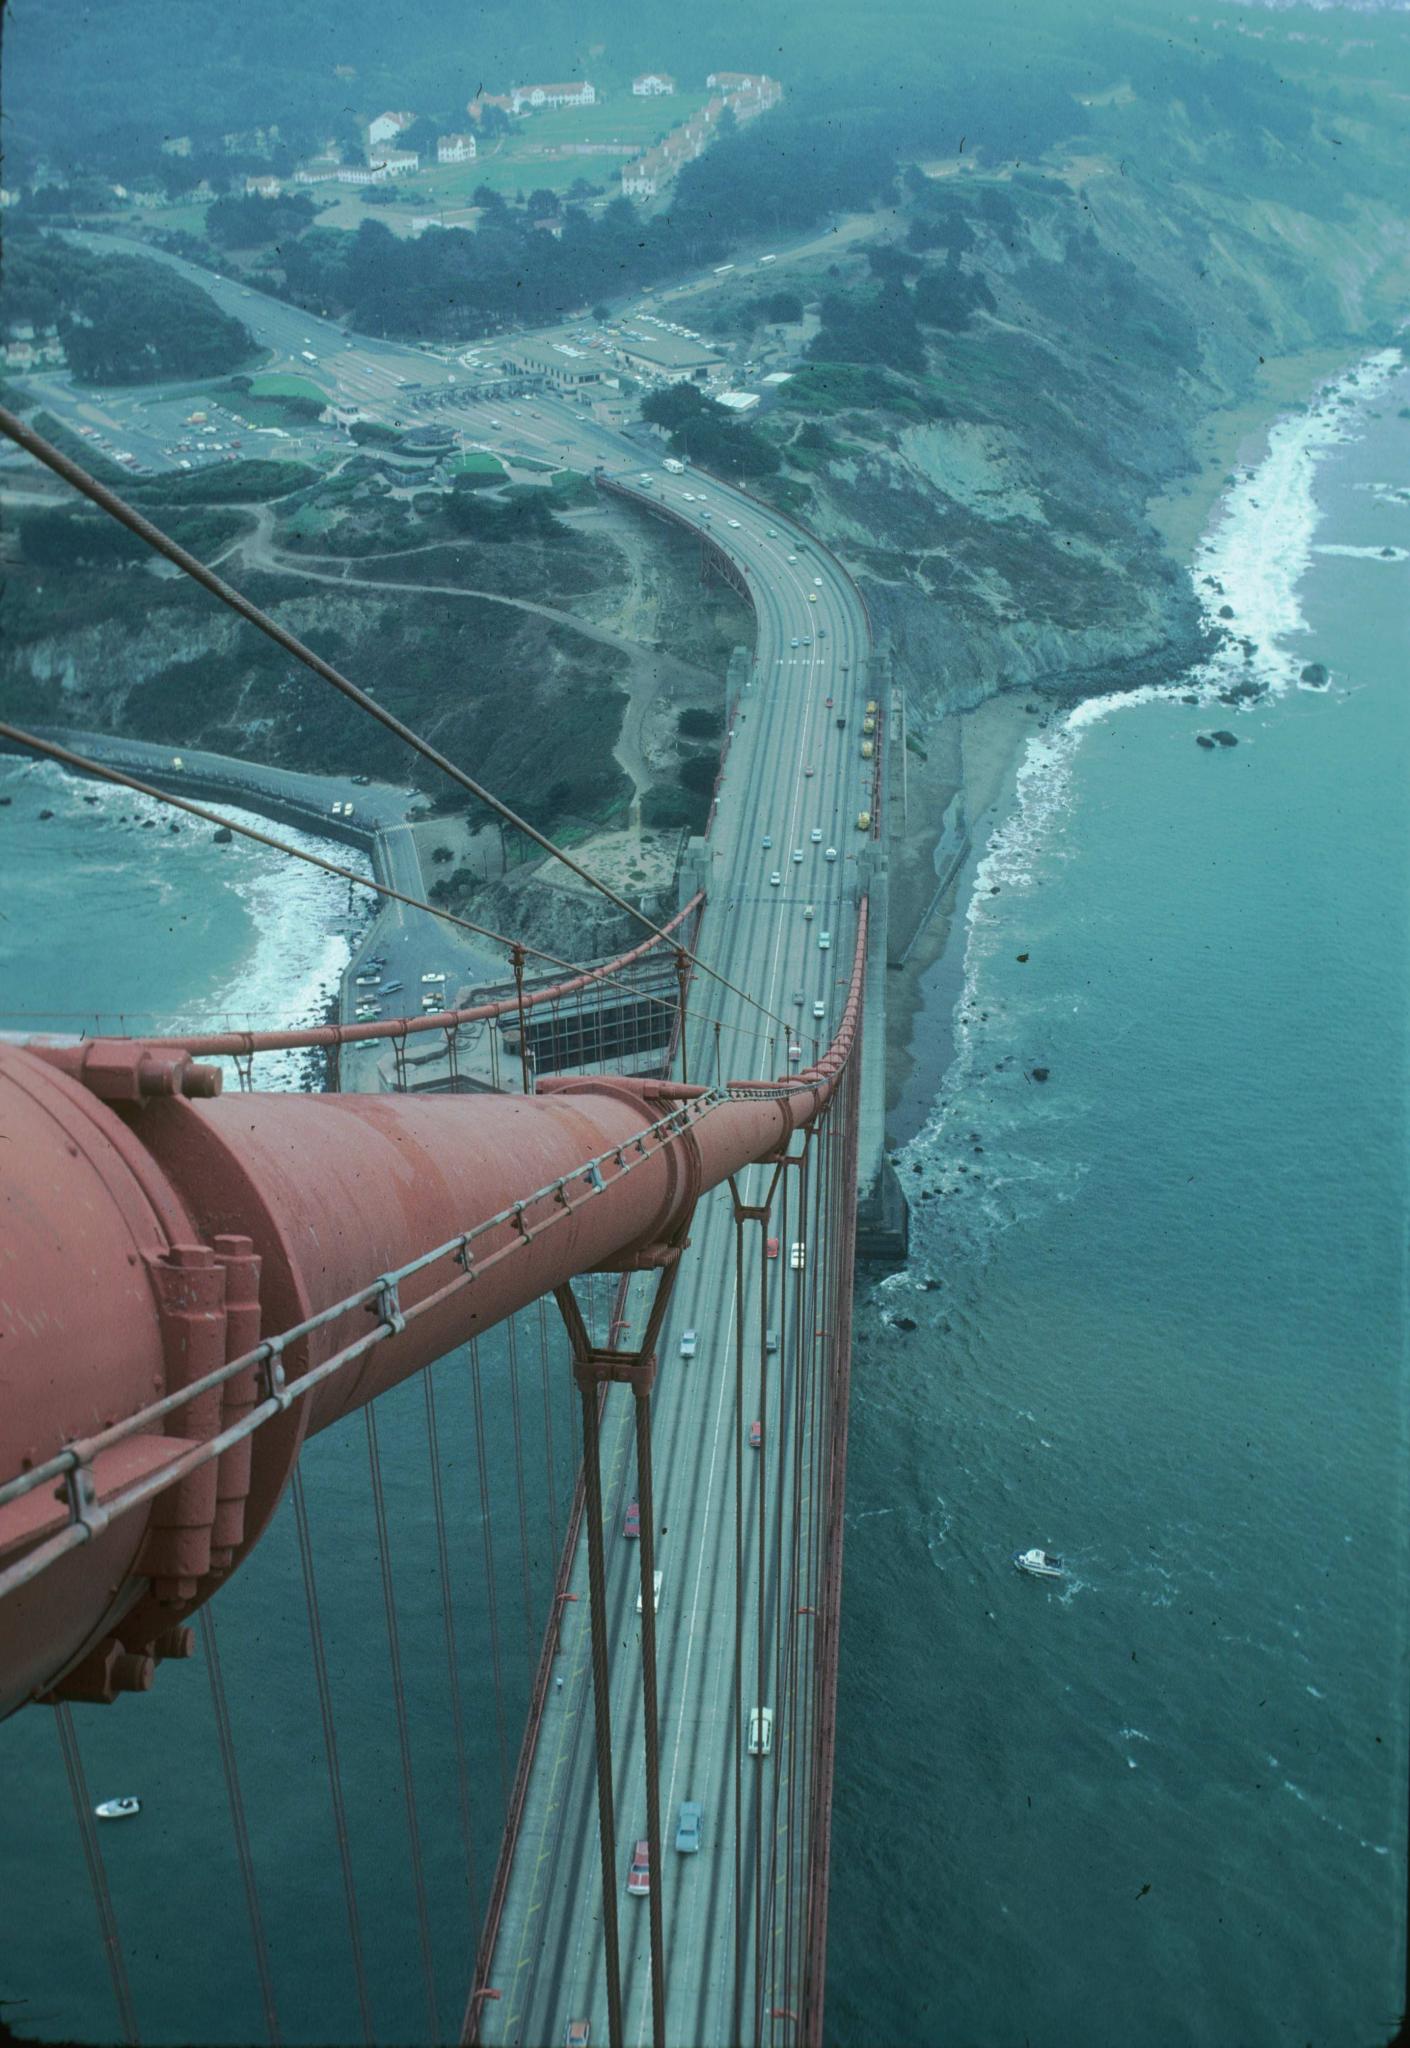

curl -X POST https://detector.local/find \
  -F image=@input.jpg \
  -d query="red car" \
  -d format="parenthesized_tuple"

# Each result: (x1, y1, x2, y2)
(749, 1419, 763, 1449)
(623, 1500, 641, 1540)
(565, 2024, 590, 2048)
(627, 1839, 650, 1895)
(766, 1236, 779, 1260)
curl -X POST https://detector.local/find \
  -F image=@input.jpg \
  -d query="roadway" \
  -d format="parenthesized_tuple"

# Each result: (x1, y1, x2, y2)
(479, 483, 870, 2046)
(14, 242, 873, 2035)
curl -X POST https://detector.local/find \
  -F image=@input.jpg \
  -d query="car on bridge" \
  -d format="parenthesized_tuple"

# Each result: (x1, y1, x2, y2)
(680, 1328, 697, 1359)
(636, 1570, 663, 1615)
(748, 1707, 774, 1756)
(627, 1841, 651, 1895)
(623, 1500, 640, 1539)
(818, 932, 831, 950)
(565, 2022, 590, 2048)
(792, 848, 803, 863)
(762, 834, 773, 849)
(770, 871, 782, 886)
(813, 1000, 826, 1019)
(766, 1237, 779, 1260)
(790, 637, 800, 648)
(749, 1419, 763, 1449)
(675, 1802, 703, 1854)
(811, 827, 823, 842)
(826, 846, 838, 862)
(791, 1241, 807, 1270)
(766, 1329, 779, 1353)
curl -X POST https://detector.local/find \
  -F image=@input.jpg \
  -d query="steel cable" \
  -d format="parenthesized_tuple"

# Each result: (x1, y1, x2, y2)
(422, 1366, 481, 1927)
(468, 1338, 512, 1810)
(290, 1465, 375, 2045)
(364, 1403, 441, 2045)
(575, 1369, 626, 2048)
(504, 1313, 537, 1658)
(0, 409, 791, 1038)
(53, 1702, 140, 2047)
(198, 1605, 281, 2045)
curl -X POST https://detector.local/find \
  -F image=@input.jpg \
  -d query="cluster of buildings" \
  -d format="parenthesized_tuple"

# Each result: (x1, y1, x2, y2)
(619, 73, 782, 200)
(2, 322, 65, 372)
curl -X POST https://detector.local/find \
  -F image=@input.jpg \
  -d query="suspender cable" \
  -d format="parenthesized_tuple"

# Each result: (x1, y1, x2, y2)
(632, 1373, 668, 2048)
(505, 1313, 537, 1658)
(754, 1182, 774, 2048)
(732, 1206, 748, 2048)
(469, 1339, 512, 1812)
(198, 1605, 281, 2046)
(290, 1465, 375, 2047)
(423, 1366, 481, 1927)
(575, 1366, 626, 2048)
(53, 1703, 139, 2047)
(0, 412, 789, 1038)
(538, 1298, 560, 1565)
(364, 1403, 441, 2045)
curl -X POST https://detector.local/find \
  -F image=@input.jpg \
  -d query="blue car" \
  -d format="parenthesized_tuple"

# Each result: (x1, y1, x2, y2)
(675, 1800, 703, 1854)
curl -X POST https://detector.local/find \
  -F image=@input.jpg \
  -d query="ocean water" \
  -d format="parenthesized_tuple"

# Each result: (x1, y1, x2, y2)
(829, 354, 1410, 2045)
(0, 759, 369, 1087)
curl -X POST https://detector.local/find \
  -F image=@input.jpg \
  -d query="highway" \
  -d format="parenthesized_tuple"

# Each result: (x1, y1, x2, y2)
(478, 478, 870, 2046)
(16, 243, 873, 2037)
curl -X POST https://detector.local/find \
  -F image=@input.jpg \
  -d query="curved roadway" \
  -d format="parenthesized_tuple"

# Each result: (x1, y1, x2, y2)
(35, 247, 874, 2047)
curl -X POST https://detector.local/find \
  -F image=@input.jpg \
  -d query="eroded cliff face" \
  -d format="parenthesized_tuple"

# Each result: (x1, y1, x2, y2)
(759, 160, 1409, 721)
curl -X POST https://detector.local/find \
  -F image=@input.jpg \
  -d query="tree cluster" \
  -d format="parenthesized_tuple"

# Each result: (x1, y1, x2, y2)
(3, 231, 255, 384)
(639, 385, 779, 479)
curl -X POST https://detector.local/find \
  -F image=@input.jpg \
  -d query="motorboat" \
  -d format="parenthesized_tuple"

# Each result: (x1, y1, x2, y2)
(1012, 1548, 1064, 1580)
(94, 1796, 141, 1821)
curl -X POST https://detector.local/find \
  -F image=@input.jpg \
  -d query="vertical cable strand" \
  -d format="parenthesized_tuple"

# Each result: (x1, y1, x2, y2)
(198, 1605, 281, 2046)
(423, 1366, 481, 1926)
(365, 1403, 441, 2045)
(290, 1465, 375, 2045)
(53, 1702, 140, 2047)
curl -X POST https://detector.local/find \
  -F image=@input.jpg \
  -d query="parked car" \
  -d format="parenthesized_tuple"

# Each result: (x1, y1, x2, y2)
(675, 1802, 703, 1854)
(627, 1841, 650, 1895)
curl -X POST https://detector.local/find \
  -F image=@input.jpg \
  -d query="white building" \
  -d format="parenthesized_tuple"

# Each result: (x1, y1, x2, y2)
(632, 73, 676, 96)
(367, 110, 416, 149)
(509, 82, 596, 114)
(377, 148, 420, 173)
(437, 133, 478, 163)
(245, 175, 282, 198)
(621, 162, 658, 197)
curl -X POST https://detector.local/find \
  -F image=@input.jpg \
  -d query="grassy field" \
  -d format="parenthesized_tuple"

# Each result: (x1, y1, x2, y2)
(449, 450, 507, 477)
(249, 373, 326, 402)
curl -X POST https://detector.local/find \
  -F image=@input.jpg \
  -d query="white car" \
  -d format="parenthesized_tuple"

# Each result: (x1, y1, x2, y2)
(748, 1708, 774, 1757)
(766, 528, 778, 538)
(770, 870, 782, 886)
(792, 849, 803, 863)
(787, 554, 798, 564)
(636, 1570, 663, 1616)
(790, 637, 800, 648)
(813, 576, 824, 587)
(813, 1000, 826, 1020)
(728, 518, 741, 529)
(762, 833, 773, 849)
(790, 1242, 806, 1270)
(788, 1043, 802, 1064)
(680, 1328, 697, 1359)
(825, 846, 838, 862)
(819, 931, 831, 949)
(811, 828, 822, 843)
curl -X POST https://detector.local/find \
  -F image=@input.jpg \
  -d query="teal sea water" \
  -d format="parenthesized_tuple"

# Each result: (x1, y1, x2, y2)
(2, 356, 1407, 2046)
(829, 354, 1410, 2046)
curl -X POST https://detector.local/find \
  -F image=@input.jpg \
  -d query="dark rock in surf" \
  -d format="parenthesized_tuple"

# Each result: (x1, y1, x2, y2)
(1195, 734, 1216, 749)
(893, 1317, 918, 1333)
(1218, 604, 1235, 619)
(213, 826, 234, 844)
(1031, 1066, 1050, 1082)
(37, 808, 54, 820)
(1211, 730, 1239, 747)
(1301, 662, 1329, 687)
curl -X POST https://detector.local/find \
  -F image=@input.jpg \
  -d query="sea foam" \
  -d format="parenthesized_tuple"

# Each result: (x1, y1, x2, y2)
(902, 347, 1406, 1249)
